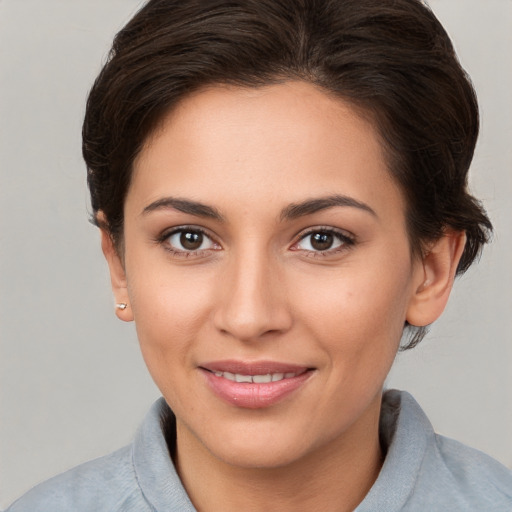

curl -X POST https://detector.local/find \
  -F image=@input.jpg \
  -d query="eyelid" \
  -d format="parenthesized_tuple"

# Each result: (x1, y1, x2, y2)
(291, 226, 356, 254)
(157, 225, 222, 256)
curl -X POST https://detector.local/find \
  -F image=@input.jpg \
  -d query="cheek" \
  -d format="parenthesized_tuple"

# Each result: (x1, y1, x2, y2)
(291, 254, 413, 360)
(129, 277, 212, 411)
(124, 255, 214, 378)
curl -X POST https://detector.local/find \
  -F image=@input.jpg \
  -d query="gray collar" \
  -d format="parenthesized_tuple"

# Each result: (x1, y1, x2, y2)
(132, 390, 432, 511)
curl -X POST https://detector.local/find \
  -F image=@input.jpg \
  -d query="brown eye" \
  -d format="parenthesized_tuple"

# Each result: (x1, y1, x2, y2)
(310, 232, 334, 251)
(294, 229, 352, 254)
(180, 231, 203, 250)
(166, 228, 217, 253)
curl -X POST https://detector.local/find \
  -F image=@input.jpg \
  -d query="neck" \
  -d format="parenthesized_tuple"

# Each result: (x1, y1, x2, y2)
(174, 394, 384, 512)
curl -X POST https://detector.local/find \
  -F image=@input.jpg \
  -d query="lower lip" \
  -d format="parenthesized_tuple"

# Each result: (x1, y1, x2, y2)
(201, 369, 313, 409)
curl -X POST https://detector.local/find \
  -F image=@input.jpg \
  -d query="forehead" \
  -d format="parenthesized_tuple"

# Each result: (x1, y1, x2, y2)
(129, 81, 404, 222)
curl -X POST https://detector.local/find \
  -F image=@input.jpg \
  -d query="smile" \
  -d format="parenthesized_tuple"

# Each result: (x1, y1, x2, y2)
(211, 370, 306, 383)
(200, 361, 314, 409)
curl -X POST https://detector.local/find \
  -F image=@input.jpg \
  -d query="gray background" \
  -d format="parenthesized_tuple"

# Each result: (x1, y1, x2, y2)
(1, 0, 511, 507)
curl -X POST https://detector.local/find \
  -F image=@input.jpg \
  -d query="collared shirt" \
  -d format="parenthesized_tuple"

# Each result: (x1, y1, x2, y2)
(6, 390, 512, 511)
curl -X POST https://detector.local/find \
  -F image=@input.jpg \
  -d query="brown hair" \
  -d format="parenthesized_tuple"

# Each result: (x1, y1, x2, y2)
(83, 0, 492, 347)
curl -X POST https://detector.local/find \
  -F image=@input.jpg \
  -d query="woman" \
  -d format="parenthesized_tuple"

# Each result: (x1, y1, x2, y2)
(6, 0, 512, 510)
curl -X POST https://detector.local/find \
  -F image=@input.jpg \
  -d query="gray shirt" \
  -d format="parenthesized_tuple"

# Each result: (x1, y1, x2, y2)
(6, 390, 512, 511)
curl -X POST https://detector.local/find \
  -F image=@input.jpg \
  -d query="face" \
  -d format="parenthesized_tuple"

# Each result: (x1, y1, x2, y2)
(115, 82, 426, 468)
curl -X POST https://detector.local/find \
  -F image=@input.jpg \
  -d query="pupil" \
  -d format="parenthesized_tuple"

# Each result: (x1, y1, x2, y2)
(180, 231, 203, 250)
(311, 232, 333, 251)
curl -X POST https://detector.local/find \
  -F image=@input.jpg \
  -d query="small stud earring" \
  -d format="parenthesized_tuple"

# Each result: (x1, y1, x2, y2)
(116, 303, 128, 310)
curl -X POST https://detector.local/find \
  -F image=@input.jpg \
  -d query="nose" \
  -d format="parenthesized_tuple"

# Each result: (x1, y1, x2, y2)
(213, 249, 293, 342)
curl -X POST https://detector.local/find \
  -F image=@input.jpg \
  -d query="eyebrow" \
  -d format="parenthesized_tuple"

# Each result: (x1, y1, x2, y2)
(142, 197, 224, 221)
(141, 193, 376, 222)
(280, 194, 377, 220)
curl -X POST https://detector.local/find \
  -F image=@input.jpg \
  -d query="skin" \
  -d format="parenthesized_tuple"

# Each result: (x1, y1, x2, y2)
(101, 81, 465, 511)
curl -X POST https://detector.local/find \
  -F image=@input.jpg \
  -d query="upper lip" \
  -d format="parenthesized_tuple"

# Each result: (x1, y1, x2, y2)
(200, 360, 312, 375)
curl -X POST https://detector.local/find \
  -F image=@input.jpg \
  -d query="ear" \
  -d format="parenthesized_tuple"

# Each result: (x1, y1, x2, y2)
(99, 221, 134, 322)
(406, 231, 466, 327)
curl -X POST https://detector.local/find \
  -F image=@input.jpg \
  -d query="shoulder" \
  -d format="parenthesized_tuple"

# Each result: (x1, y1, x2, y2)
(5, 445, 150, 512)
(5, 398, 194, 512)
(424, 433, 512, 508)
(358, 390, 512, 511)
(396, 391, 512, 510)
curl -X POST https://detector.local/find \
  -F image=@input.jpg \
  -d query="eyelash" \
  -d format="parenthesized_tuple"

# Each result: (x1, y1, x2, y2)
(157, 226, 220, 258)
(291, 227, 356, 257)
(156, 226, 355, 258)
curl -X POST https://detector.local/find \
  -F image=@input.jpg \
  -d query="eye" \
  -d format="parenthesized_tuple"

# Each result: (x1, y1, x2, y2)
(163, 227, 219, 254)
(293, 228, 354, 254)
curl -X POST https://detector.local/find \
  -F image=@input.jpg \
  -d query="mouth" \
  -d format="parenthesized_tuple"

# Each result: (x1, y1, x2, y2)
(199, 361, 315, 409)
(206, 368, 308, 383)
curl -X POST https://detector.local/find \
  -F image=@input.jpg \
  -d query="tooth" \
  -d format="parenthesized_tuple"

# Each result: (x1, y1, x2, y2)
(235, 374, 252, 383)
(215, 371, 299, 383)
(253, 374, 272, 383)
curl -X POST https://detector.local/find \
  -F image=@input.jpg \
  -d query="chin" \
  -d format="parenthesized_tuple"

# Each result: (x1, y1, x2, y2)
(194, 415, 323, 470)
(211, 438, 309, 470)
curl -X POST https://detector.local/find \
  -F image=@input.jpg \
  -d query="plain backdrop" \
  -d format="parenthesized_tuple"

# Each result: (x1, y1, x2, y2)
(1, 0, 511, 507)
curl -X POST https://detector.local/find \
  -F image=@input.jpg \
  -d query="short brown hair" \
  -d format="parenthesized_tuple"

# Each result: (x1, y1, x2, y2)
(83, 0, 492, 347)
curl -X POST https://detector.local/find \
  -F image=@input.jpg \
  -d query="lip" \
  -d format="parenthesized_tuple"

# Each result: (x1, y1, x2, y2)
(199, 360, 315, 409)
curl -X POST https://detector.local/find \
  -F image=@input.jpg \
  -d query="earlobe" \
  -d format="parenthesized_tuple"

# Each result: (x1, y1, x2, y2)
(99, 224, 134, 322)
(406, 231, 466, 327)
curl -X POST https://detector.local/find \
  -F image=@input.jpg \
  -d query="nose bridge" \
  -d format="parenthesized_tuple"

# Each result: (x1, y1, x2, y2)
(214, 241, 291, 340)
